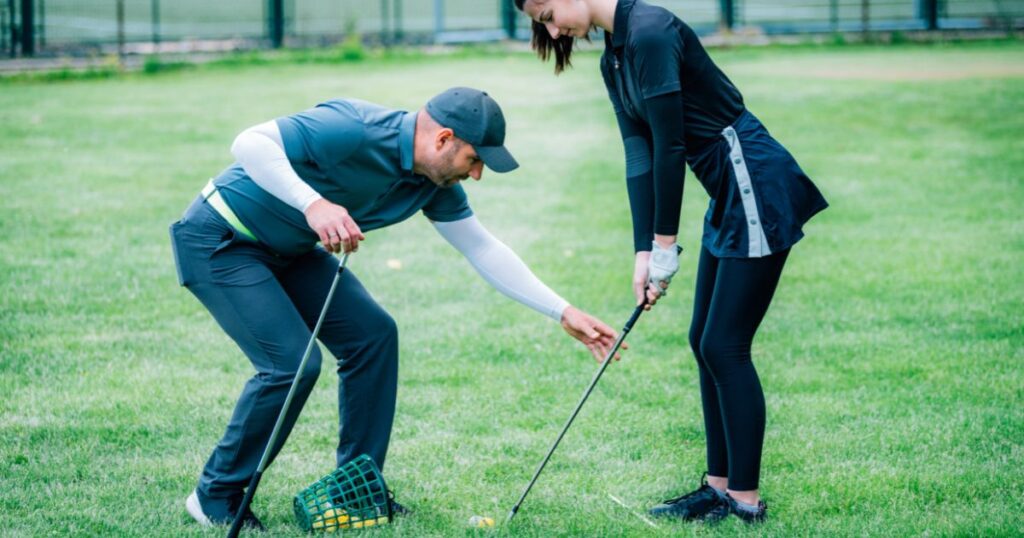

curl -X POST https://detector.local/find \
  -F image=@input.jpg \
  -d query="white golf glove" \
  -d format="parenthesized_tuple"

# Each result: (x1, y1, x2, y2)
(647, 240, 682, 296)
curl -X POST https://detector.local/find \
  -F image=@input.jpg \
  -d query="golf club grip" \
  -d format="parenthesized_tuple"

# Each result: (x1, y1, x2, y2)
(623, 302, 645, 333)
(507, 304, 645, 522)
(226, 470, 263, 538)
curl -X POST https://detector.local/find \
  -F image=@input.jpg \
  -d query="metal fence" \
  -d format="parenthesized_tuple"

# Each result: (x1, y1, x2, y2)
(4, 0, 1024, 57)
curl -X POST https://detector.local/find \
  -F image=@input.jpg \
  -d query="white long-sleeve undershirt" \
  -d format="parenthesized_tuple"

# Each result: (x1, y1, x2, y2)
(433, 216, 570, 322)
(231, 122, 568, 323)
(230, 120, 323, 212)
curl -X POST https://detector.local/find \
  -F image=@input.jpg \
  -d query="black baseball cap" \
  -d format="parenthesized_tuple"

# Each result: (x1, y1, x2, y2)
(426, 87, 519, 173)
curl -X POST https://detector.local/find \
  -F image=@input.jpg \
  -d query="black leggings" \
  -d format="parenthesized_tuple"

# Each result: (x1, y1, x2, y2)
(689, 245, 789, 491)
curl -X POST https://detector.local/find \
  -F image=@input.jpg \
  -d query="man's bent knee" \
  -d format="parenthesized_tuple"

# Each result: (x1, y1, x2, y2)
(270, 345, 323, 387)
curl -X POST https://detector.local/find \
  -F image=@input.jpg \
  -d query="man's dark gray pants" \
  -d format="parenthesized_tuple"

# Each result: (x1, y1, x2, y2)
(170, 196, 398, 517)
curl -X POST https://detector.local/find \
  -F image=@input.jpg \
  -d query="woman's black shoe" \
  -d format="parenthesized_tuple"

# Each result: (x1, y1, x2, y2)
(647, 476, 726, 521)
(725, 493, 767, 523)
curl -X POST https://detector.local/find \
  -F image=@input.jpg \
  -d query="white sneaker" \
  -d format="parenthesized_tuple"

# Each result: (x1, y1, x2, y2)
(186, 489, 213, 527)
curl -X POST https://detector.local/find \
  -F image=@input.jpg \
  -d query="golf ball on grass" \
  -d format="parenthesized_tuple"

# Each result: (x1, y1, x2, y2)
(468, 515, 495, 528)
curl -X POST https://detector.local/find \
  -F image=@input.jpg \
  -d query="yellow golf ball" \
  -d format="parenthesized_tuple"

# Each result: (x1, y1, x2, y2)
(312, 507, 349, 532)
(468, 515, 495, 528)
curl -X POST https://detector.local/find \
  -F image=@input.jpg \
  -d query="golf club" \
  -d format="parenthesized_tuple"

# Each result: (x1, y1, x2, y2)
(506, 298, 648, 523)
(227, 252, 351, 538)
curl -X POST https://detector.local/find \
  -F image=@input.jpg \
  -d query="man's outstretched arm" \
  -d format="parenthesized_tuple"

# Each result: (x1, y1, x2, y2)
(432, 215, 626, 362)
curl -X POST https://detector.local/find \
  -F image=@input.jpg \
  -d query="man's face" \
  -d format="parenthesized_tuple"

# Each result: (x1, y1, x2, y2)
(522, 0, 592, 39)
(427, 137, 485, 189)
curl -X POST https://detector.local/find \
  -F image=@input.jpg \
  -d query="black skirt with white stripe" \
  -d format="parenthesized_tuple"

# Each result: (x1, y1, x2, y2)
(688, 110, 828, 258)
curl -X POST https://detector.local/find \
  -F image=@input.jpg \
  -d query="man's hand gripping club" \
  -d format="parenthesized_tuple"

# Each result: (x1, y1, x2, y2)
(305, 199, 365, 254)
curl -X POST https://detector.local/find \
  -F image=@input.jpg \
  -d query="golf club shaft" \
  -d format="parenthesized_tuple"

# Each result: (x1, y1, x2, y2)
(227, 252, 350, 538)
(506, 302, 646, 523)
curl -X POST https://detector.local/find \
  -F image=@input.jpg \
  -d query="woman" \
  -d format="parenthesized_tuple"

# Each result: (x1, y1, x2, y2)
(515, 0, 828, 524)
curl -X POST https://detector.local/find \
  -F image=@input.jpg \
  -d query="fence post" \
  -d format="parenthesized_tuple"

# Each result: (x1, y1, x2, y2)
(502, 0, 516, 39)
(380, 0, 390, 46)
(719, 0, 734, 31)
(151, 0, 160, 47)
(5, 0, 12, 57)
(116, 0, 124, 59)
(269, 0, 284, 48)
(433, 0, 443, 41)
(921, 0, 938, 30)
(19, 0, 31, 55)
(394, 0, 403, 42)
(861, 0, 869, 40)
(830, 0, 838, 32)
(2, 0, 8, 57)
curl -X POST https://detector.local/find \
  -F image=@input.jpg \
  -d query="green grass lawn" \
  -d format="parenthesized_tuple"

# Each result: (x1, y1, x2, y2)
(1, 41, 1022, 537)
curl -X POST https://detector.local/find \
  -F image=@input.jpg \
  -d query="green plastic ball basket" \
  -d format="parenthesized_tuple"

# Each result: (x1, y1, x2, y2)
(294, 454, 392, 532)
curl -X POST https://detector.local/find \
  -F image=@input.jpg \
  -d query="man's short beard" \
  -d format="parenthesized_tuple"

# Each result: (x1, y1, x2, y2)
(429, 139, 466, 188)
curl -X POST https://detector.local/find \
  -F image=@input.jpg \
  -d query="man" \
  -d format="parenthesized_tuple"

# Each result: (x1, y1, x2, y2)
(170, 87, 623, 529)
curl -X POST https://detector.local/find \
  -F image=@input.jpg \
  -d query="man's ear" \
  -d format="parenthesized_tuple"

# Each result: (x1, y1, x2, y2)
(435, 128, 455, 151)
